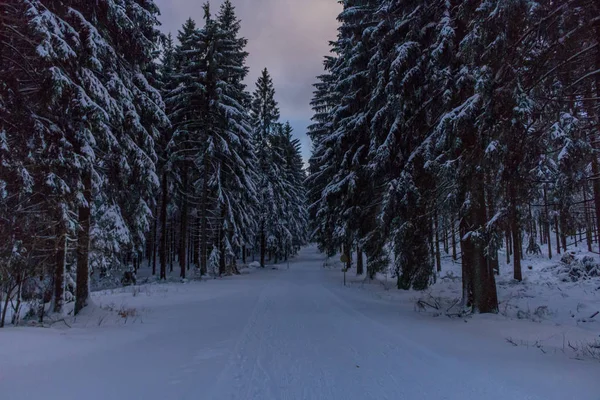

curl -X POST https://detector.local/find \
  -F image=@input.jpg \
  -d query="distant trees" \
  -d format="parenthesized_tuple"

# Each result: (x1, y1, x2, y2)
(0, 0, 308, 326)
(307, 0, 599, 313)
(250, 69, 308, 266)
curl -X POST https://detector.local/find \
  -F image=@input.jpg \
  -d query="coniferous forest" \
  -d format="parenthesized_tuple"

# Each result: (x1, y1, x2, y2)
(0, 0, 307, 324)
(307, 0, 600, 313)
(1, 0, 600, 325)
(2, 1, 600, 397)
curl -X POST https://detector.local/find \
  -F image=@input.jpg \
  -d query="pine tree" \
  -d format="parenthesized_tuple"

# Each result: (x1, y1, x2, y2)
(213, 0, 259, 274)
(307, 56, 339, 257)
(158, 33, 176, 280)
(250, 68, 282, 266)
(167, 4, 257, 277)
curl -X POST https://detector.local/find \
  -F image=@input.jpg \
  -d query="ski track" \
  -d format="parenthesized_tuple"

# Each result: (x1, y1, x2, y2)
(0, 246, 598, 400)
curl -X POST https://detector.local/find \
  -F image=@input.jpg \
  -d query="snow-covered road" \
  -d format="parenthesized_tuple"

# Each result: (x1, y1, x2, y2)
(1, 246, 598, 399)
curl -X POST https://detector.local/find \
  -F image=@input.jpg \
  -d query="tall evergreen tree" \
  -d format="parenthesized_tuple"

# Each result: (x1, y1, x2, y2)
(250, 68, 282, 266)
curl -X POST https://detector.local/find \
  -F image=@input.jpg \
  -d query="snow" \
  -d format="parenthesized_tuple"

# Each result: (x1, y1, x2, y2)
(344, 246, 600, 360)
(1, 246, 598, 399)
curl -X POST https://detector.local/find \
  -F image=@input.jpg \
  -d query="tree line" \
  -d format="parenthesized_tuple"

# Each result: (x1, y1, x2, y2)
(0, 0, 307, 326)
(307, 0, 599, 313)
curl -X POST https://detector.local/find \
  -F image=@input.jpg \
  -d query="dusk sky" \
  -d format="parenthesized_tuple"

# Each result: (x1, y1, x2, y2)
(154, 0, 342, 160)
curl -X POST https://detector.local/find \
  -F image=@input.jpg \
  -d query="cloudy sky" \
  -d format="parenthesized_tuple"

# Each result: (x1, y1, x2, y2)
(154, 0, 342, 160)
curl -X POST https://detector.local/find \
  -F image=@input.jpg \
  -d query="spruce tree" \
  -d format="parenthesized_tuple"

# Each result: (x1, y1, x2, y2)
(250, 68, 282, 266)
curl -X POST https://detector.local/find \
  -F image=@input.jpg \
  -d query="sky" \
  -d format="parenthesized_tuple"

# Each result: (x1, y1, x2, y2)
(154, 0, 342, 161)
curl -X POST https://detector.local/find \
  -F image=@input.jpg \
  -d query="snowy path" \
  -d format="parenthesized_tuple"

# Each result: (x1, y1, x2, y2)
(1, 246, 598, 399)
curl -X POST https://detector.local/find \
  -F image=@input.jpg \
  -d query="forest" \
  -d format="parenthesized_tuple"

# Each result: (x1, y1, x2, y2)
(1, 0, 600, 327)
(0, 0, 307, 326)
(307, 0, 600, 313)
(1, 2, 599, 397)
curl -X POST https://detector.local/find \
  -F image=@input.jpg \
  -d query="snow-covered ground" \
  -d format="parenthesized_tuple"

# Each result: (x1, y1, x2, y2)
(0, 246, 598, 399)
(341, 245, 600, 360)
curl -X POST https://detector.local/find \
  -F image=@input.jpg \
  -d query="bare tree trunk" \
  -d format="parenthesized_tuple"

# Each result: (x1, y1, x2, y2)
(443, 216, 449, 254)
(539, 214, 544, 245)
(459, 218, 472, 309)
(591, 43, 600, 253)
(0, 284, 14, 327)
(509, 185, 522, 281)
(179, 168, 188, 279)
(219, 208, 226, 276)
(151, 204, 157, 276)
(159, 172, 168, 280)
(260, 225, 266, 267)
(451, 217, 457, 261)
(434, 211, 441, 272)
(506, 230, 511, 265)
(512, 215, 522, 281)
(468, 177, 498, 313)
(75, 169, 92, 316)
(486, 179, 499, 275)
(560, 211, 567, 252)
(193, 215, 199, 268)
(356, 244, 364, 275)
(200, 158, 209, 275)
(544, 185, 552, 259)
(53, 224, 66, 313)
(554, 212, 561, 255)
(584, 184, 593, 252)
(188, 226, 193, 271)
(170, 214, 175, 272)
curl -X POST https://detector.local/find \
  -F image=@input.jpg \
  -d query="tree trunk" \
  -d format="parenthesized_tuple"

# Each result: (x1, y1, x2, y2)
(509, 185, 522, 281)
(554, 212, 561, 255)
(179, 168, 188, 279)
(467, 178, 498, 313)
(505, 230, 511, 265)
(544, 185, 552, 259)
(560, 212, 567, 252)
(200, 157, 209, 275)
(592, 41, 600, 253)
(192, 215, 199, 268)
(242, 245, 246, 264)
(434, 211, 441, 272)
(159, 172, 168, 280)
(0, 284, 13, 328)
(219, 208, 226, 276)
(451, 218, 457, 261)
(539, 214, 544, 245)
(511, 213, 522, 281)
(260, 226, 266, 267)
(75, 169, 92, 316)
(486, 180, 499, 275)
(151, 204, 158, 276)
(356, 244, 364, 275)
(53, 224, 66, 313)
(443, 217, 449, 254)
(584, 184, 593, 252)
(188, 227, 192, 271)
(459, 218, 472, 309)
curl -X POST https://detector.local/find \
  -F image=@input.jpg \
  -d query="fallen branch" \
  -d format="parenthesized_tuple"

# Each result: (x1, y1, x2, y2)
(49, 318, 71, 328)
(446, 298, 460, 313)
(417, 299, 439, 310)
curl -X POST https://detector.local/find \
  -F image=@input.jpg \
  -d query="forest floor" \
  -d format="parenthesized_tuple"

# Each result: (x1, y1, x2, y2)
(0, 245, 598, 399)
